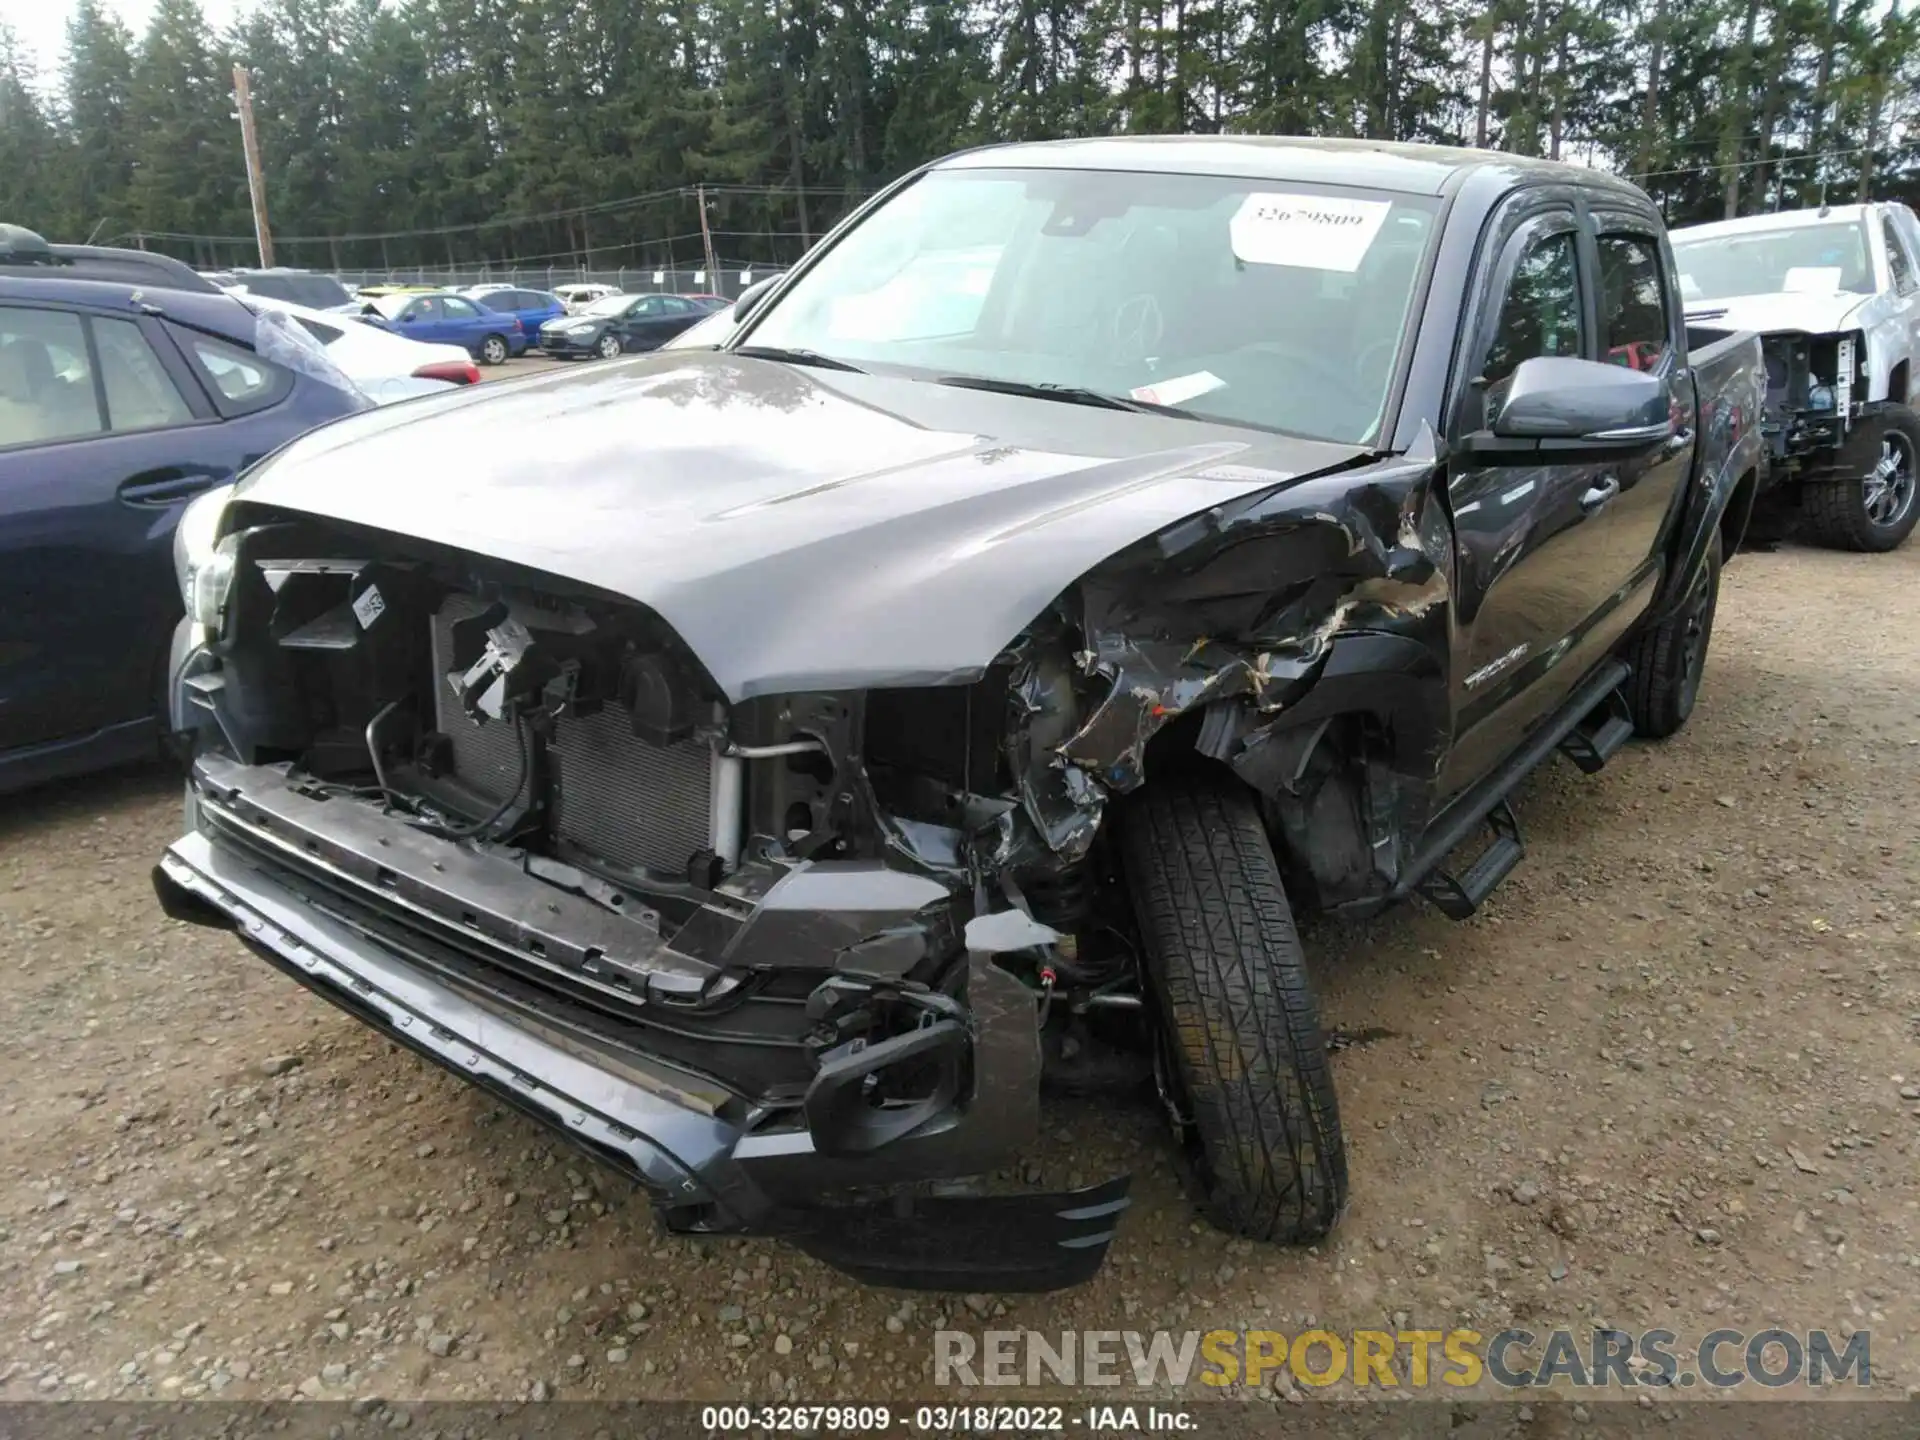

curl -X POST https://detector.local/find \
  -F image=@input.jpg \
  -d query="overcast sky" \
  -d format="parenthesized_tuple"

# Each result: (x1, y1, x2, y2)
(15, 0, 248, 84)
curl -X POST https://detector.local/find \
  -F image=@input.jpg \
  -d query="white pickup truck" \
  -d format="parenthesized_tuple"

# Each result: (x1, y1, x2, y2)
(1672, 202, 1920, 551)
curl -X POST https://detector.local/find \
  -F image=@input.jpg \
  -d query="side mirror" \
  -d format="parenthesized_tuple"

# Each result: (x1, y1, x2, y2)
(1468, 355, 1672, 462)
(733, 276, 779, 324)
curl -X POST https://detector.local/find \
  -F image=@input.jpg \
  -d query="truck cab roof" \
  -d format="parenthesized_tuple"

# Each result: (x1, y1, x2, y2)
(939, 135, 1651, 205)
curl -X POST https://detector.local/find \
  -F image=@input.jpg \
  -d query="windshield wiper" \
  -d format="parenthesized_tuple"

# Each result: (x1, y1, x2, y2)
(732, 345, 865, 373)
(932, 374, 1173, 415)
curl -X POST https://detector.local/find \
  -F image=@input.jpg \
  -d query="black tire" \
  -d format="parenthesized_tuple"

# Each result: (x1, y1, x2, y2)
(1117, 771, 1347, 1245)
(1624, 529, 1721, 739)
(1801, 405, 1920, 551)
(595, 333, 622, 360)
(478, 334, 509, 366)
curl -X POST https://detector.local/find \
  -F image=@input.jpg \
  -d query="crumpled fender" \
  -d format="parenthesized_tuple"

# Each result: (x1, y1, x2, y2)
(989, 435, 1454, 868)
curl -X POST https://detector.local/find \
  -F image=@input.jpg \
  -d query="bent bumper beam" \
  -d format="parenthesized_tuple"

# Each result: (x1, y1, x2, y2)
(154, 829, 1129, 1289)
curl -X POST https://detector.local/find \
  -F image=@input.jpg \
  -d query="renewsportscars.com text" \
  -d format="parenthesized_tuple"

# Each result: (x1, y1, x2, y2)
(933, 1327, 1872, 1390)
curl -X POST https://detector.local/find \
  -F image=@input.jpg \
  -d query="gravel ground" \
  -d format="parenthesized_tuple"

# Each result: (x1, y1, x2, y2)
(1, 537, 1917, 1408)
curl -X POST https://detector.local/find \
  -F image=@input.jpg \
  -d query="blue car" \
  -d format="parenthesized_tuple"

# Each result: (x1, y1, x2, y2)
(467, 285, 567, 341)
(358, 290, 529, 365)
(0, 225, 369, 793)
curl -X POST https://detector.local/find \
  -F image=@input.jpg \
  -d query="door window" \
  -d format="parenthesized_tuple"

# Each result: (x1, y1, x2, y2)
(630, 296, 666, 318)
(406, 298, 442, 322)
(94, 318, 194, 431)
(1883, 217, 1917, 296)
(441, 297, 482, 320)
(1596, 234, 1672, 372)
(1480, 230, 1582, 405)
(0, 307, 104, 448)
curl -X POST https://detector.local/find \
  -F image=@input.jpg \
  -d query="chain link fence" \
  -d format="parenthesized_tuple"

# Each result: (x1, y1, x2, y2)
(330, 262, 773, 298)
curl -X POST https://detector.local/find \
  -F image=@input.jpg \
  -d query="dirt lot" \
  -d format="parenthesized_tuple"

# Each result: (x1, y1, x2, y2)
(2, 537, 1917, 1409)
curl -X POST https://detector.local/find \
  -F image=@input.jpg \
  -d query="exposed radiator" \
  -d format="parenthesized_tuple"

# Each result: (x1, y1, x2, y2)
(428, 595, 718, 875)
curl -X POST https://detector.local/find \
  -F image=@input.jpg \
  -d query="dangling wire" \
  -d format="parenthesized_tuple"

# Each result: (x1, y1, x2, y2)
(432, 711, 531, 840)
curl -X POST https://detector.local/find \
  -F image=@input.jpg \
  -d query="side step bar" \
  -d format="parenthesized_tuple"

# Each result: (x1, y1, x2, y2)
(1417, 798, 1523, 920)
(1557, 687, 1636, 774)
(1398, 658, 1631, 919)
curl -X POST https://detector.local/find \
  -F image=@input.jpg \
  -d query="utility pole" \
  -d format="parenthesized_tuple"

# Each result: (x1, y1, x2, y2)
(696, 184, 720, 290)
(232, 64, 275, 268)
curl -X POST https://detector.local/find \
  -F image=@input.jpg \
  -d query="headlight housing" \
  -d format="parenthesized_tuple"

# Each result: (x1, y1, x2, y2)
(566, 321, 599, 335)
(173, 484, 239, 629)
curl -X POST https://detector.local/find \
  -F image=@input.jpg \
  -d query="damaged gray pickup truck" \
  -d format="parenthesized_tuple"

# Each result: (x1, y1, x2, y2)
(156, 139, 1765, 1292)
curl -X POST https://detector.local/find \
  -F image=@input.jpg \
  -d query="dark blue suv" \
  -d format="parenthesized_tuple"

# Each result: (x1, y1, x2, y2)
(0, 226, 369, 793)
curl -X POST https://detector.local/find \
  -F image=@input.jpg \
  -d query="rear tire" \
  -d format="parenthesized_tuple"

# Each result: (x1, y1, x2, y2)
(1802, 405, 1920, 551)
(478, 334, 509, 366)
(1117, 771, 1347, 1245)
(1624, 530, 1721, 739)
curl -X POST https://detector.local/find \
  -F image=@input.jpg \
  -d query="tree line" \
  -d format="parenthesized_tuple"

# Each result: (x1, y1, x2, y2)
(0, 0, 1916, 274)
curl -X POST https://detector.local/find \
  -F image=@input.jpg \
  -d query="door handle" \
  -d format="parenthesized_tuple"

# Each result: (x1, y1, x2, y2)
(1579, 476, 1620, 513)
(118, 466, 229, 506)
(1662, 427, 1694, 458)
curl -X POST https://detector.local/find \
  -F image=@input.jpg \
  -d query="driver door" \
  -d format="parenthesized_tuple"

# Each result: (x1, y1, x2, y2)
(1439, 204, 1631, 797)
(618, 295, 670, 349)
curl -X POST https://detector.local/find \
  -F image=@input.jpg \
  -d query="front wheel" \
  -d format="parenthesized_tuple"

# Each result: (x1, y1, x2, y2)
(1117, 772, 1347, 1245)
(595, 333, 623, 360)
(478, 334, 509, 366)
(1802, 406, 1920, 551)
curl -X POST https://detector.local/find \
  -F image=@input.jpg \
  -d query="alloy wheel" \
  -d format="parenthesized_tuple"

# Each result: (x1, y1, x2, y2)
(1864, 430, 1917, 529)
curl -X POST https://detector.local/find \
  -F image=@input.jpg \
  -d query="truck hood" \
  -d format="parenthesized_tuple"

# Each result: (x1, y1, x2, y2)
(1684, 290, 1869, 337)
(235, 351, 1375, 700)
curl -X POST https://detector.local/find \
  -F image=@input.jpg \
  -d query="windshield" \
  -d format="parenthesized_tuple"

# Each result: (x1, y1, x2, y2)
(581, 294, 632, 317)
(663, 306, 738, 349)
(739, 167, 1438, 443)
(1673, 222, 1875, 302)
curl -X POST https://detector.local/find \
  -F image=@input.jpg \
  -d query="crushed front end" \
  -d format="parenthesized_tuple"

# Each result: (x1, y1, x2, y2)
(155, 508, 1128, 1291)
(1755, 328, 1886, 482)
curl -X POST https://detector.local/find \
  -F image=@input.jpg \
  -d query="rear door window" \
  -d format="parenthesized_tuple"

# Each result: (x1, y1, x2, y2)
(94, 317, 195, 431)
(0, 306, 104, 448)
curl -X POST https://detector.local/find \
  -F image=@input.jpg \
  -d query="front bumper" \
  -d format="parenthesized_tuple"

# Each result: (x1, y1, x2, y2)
(154, 758, 1127, 1290)
(537, 329, 604, 355)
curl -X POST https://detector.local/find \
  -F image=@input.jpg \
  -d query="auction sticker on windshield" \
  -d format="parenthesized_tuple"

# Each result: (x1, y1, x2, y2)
(1230, 193, 1392, 272)
(1131, 370, 1225, 407)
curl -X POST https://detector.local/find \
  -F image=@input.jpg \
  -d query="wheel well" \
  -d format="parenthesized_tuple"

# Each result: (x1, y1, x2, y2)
(1142, 706, 1385, 914)
(1719, 466, 1760, 556)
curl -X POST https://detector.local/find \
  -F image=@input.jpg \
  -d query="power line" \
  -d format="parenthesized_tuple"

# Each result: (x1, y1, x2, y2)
(111, 182, 878, 249)
(1629, 143, 1880, 183)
